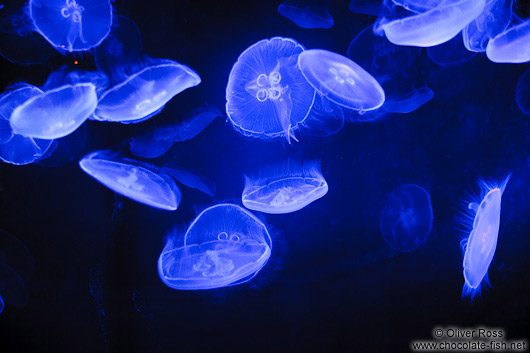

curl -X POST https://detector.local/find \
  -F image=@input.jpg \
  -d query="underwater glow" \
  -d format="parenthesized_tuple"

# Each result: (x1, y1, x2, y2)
(242, 160, 328, 214)
(29, 0, 113, 52)
(381, 87, 434, 114)
(380, 184, 433, 252)
(226, 37, 316, 142)
(278, 0, 334, 29)
(298, 49, 385, 111)
(486, 20, 530, 63)
(158, 204, 272, 290)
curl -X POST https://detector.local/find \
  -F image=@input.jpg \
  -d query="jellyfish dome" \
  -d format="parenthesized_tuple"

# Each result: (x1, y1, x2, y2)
(158, 204, 272, 290)
(0, 84, 53, 166)
(380, 184, 433, 252)
(298, 49, 385, 111)
(242, 160, 328, 214)
(29, 0, 113, 52)
(277, 0, 334, 29)
(226, 37, 316, 142)
(486, 20, 530, 63)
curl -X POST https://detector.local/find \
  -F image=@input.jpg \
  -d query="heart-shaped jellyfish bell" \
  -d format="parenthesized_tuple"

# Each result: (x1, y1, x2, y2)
(94, 16, 201, 124)
(158, 204, 272, 290)
(277, 0, 334, 29)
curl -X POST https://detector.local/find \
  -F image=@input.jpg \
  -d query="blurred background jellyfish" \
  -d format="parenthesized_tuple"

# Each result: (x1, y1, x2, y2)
(298, 49, 385, 112)
(348, 0, 396, 16)
(516, 68, 530, 116)
(158, 204, 272, 290)
(381, 87, 434, 114)
(380, 184, 433, 252)
(242, 160, 328, 214)
(277, 0, 334, 29)
(0, 84, 53, 165)
(459, 175, 510, 299)
(29, 0, 113, 52)
(226, 37, 316, 143)
(427, 33, 476, 66)
(94, 17, 201, 124)
(486, 19, 530, 63)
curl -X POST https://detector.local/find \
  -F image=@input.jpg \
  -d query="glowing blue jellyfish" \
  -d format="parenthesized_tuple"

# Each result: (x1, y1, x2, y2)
(381, 87, 434, 113)
(380, 184, 433, 252)
(242, 160, 328, 214)
(0, 84, 53, 165)
(226, 37, 316, 142)
(29, 0, 113, 52)
(94, 17, 201, 124)
(486, 20, 530, 63)
(427, 33, 476, 66)
(158, 204, 272, 290)
(301, 94, 345, 137)
(298, 49, 385, 112)
(380, 0, 486, 47)
(516, 68, 530, 116)
(278, 0, 334, 29)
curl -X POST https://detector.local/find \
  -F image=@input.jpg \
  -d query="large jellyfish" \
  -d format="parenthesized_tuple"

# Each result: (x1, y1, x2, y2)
(226, 37, 316, 142)
(459, 175, 510, 299)
(242, 160, 328, 214)
(94, 17, 201, 124)
(379, 0, 486, 47)
(277, 0, 334, 29)
(380, 184, 433, 252)
(298, 49, 385, 112)
(158, 204, 272, 290)
(29, 0, 113, 52)
(486, 19, 530, 63)
(79, 150, 214, 210)
(0, 84, 53, 165)
(516, 68, 530, 116)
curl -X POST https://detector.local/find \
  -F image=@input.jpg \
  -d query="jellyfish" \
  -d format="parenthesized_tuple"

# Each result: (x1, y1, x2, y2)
(298, 49, 385, 112)
(29, 0, 113, 52)
(37, 123, 87, 167)
(277, 0, 334, 29)
(486, 19, 530, 63)
(79, 150, 215, 210)
(381, 87, 434, 114)
(0, 84, 53, 165)
(158, 204, 272, 290)
(226, 37, 316, 142)
(349, 0, 396, 16)
(129, 106, 223, 159)
(459, 175, 510, 298)
(242, 160, 328, 214)
(380, 184, 433, 252)
(94, 16, 201, 124)
(516, 68, 530, 116)
(380, 0, 486, 47)
(427, 33, 476, 66)
(300, 93, 346, 137)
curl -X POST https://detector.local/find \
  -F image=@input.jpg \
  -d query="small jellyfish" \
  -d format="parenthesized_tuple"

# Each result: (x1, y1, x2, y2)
(427, 33, 476, 66)
(242, 160, 328, 214)
(278, 0, 334, 29)
(381, 87, 434, 114)
(226, 37, 316, 142)
(94, 17, 201, 124)
(486, 19, 530, 63)
(459, 175, 510, 299)
(516, 68, 530, 116)
(158, 204, 272, 290)
(380, 0, 486, 47)
(298, 49, 385, 111)
(380, 184, 433, 252)
(29, 0, 113, 52)
(0, 84, 53, 166)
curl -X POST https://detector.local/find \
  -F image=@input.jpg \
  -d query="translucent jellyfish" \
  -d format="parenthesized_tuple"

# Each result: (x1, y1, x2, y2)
(459, 175, 510, 298)
(427, 33, 476, 66)
(226, 37, 316, 142)
(158, 204, 272, 290)
(29, 0, 113, 52)
(391, 0, 442, 13)
(298, 49, 385, 111)
(0, 84, 53, 165)
(381, 87, 434, 114)
(301, 94, 345, 137)
(278, 0, 334, 29)
(129, 106, 223, 159)
(380, 184, 433, 252)
(79, 150, 214, 210)
(516, 68, 530, 116)
(349, 0, 396, 16)
(380, 0, 486, 47)
(486, 19, 530, 63)
(242, 160, 328, 214)
(94, 17, 201, 124)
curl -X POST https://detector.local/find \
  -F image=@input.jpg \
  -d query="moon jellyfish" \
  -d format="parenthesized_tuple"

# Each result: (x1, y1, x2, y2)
(0, 84, 53, 165)
(278, 0, 334, 29)
(158, 204, 272, 290)
(427, 33, 476, 66)
(516, 68, 530, 116)
(459, 175, 510, 298)
(380, 184, 433, 252)
(242, 160, 328, 214)
(94, 17, 201, 124)
(226, 37, 316, 142)
(29, 0, 113, 52)
(380, 0, 486, 47)
(298, 49, 385, 111)
(301, 94, 345, 137)
(486, 20, 530, 63)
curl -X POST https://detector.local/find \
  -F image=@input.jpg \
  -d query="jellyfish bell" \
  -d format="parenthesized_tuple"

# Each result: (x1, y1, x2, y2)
(486, 20, 530, 63)
(158, 204, 272, 290)
(278, 0, 334, 29)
